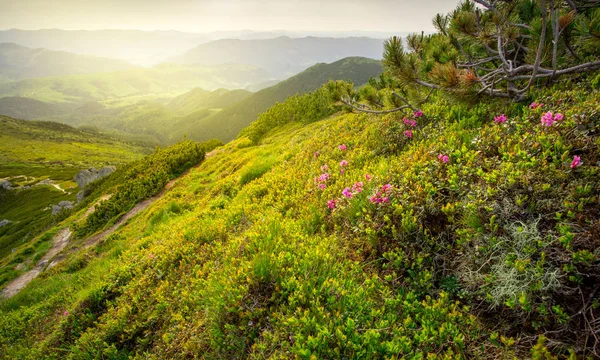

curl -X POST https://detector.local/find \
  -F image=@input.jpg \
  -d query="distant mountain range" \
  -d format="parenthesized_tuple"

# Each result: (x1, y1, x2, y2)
(170, 36, 384, 78)
(0, 29, 403, 66)
(0, 43, 135, 81)
(0, 57, 383, 144)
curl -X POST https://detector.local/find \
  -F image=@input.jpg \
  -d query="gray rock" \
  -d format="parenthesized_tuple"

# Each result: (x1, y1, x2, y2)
(0, 179, 12, 190)
(74, 166, 116, 188)
(77, 190, 86, 202)
(0, 219, 11, 227)
(51, 201, 74, 215)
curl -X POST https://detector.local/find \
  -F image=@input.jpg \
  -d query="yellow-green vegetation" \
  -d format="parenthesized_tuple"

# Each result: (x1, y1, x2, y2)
(0, 75, 598, 358)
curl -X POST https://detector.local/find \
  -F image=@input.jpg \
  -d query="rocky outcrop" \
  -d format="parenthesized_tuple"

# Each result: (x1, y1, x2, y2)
(74, 166, 116, 188)
(52, 201, 74, 215)
(0, 179, 12, 190)
(0, 219, 11, 227)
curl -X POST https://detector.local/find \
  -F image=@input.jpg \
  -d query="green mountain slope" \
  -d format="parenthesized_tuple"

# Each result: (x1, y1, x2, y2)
(0, 96, 72, 119)
(0, 43, 136, 81)
(167, 88, 252, 114)
(0, 63, 272, 103)
(2, 79, 598, 358)
(176, 57, 383, 142)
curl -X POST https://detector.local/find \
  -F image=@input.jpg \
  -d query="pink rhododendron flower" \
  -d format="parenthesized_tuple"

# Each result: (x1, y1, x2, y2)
(438, 154, 449, 163)
(381, 184, 392, 192)
(314, 151, 320, 157)
(63, 310, 69, 316)
(541, 112, 556, 126)
(365, 174, 373, 181)
(318, 173, 330, 182)
(327, 199, 336, 209)
(530, 102, 543, 110)
(318, 183, 326, 190)
(340, 160, 348, 167)
(404, 130, 413, 138)
(571, 155, 582, 169)
(342, 187, 353, 198)
(320, 165, 328, 171)
(414, 110, 424, 118)
(403, 118, 417, 127)
(494, 114, 507, 124)
(340, 169, 345, 174)
(338, 144, 347, 151)
(554, 113, 564, 121)
(352, 182, 364, 193)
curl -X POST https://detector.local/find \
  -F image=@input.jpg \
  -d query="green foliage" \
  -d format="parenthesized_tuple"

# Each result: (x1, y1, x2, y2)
(240, 86, 336, 144)
(77, 141, 205, 236)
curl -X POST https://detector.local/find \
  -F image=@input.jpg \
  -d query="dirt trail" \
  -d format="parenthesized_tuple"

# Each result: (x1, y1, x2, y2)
(0, 157, 212, 299)
(0, 228, 72, 299)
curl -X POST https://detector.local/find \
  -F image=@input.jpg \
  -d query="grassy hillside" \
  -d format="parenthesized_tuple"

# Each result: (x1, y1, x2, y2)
(167, 88, 252, 115)
(175, 57, 383, 142)
(1, 77, 598, 358)
(171, 36, 384, 78)
(0, 43, 136, 80)
(0, 96, 72, 119)
(0, 116, 151, 267)
(0, 63, 272, 103)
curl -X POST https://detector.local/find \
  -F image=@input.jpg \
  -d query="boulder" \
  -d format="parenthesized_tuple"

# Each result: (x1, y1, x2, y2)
(74, 166, 116, 188)
(52, 201, 74, 215)
(0, 179, 12, 190)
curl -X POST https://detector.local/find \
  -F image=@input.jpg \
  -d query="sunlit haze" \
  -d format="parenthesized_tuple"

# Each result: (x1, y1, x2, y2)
(0, 0, 458, 33)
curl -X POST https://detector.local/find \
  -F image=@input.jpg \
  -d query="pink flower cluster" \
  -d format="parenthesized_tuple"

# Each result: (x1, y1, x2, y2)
(438, 154, 450, 163)
(403, 118, 417, 127)
(571, 155, 582, 169)
(541, 111, 564, 126)
(327, 199, 336, 209)
(370, 184, 392, 204)
(316, 171, 330, 190)
(414, 110, 424, 118)
(365, 174, 373, 181)
(530, 102, 543, 110)
(494, 114, 507, 124)
(342, 181, 364, 199)
(404, 130, 413, 138)
(338, 144, 347, 151)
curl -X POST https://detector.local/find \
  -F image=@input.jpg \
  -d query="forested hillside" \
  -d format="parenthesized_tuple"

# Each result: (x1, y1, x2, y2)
(174, 57, 383, 142)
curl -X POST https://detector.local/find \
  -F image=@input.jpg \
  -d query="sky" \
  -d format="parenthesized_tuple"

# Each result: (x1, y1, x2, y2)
(0, 0, 459, 33)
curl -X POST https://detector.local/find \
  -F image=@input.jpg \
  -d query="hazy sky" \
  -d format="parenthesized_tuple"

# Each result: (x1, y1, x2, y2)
(0, 0, 458, 33)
